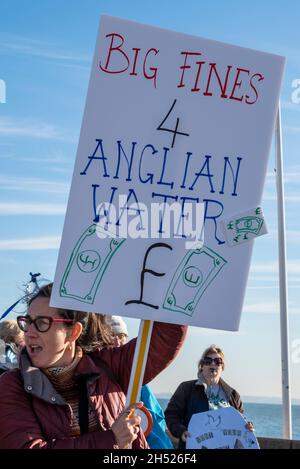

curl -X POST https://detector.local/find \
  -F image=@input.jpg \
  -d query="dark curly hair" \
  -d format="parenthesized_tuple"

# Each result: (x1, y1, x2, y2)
(28, 283, 114, 352)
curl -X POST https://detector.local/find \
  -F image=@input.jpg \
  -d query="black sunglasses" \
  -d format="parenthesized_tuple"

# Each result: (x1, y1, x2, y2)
(17, 315, 73, 333)
(202, 356, 223, 366)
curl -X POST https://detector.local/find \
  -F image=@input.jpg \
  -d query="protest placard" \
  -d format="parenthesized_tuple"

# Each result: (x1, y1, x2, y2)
(51, 16, 285, 330)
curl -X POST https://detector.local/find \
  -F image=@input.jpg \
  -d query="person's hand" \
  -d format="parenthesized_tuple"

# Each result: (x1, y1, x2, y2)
(181, 430, 191, 442)
(245, 421, 255, 432)
(111, 402, 143, 449)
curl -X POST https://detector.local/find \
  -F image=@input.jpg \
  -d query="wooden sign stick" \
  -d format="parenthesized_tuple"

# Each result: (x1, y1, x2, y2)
(126, 319, 153, 406)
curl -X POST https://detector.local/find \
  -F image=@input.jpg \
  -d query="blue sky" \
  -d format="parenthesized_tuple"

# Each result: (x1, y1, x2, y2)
(0, 0, 299, 417)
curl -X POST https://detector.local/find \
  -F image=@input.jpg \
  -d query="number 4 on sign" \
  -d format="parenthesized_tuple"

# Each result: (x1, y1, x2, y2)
(157, 99, 189, 148)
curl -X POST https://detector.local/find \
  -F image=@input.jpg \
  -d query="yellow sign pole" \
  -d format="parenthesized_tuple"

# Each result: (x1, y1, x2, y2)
(126, 319, 154, 406)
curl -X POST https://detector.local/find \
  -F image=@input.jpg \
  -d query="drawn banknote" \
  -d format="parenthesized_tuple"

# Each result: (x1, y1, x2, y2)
(60, 224, 125, 303)
(235, 216, 263, 234)
(163, 246, 227, 316)
(222, 207, 267, 246)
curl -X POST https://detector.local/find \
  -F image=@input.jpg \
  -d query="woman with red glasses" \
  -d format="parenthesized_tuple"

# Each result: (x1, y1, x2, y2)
(165, 345, 254, 448)
(0, 283, 187, 449)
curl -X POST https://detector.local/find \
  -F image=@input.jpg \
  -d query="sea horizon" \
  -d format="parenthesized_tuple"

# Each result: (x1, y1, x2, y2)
(155, 393, 300, 406)
(157, 398, 300, 440)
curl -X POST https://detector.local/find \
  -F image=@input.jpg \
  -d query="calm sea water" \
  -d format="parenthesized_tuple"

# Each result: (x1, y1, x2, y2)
(158, 399, 300, 440)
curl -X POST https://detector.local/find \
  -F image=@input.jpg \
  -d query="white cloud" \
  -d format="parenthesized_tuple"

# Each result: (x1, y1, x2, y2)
(281, 100, 300, 112)
(0, 37, 90, 63)
(250, 259, 300, 275)
(250, 261, 278, 274)
(2, 150, 72, 165)
(0, 236, 61, 250)
(266, 171, 276, 180)
(267, 229, 300, 244)
(0, 256, 20, 265)
(0, 117, 76, 142)
(243, 302, 279, 314)
(247, 285, 278, 290)
(284, 125, 300, 134)
(248, 277, 300, 287)
(248, 274, 279, 282)
(263, 193, 300, 202)
(0, 202, 66, 215)
(285, 230, 300, 244)
(248, 260, 300, 288)
(0, 175, 70, 194)
(188, 326, 246, 336)
(266, 168, 300, 184)
(243, 301, 299, 315)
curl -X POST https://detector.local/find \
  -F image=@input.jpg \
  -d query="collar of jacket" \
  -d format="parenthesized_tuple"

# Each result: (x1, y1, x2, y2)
(19, 349, 101, 405)
(195, 373, 234, 401)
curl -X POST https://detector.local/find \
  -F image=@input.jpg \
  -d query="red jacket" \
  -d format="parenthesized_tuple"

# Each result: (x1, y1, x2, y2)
(0, 322, 187, 449)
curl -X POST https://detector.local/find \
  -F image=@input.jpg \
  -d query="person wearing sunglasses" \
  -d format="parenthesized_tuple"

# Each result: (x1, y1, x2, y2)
(165, 345, 254, 448)
(0, 282, 187, 449)
(0, 320, 25, 374)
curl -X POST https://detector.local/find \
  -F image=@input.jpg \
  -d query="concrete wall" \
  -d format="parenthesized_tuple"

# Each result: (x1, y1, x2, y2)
(258, 437, 300, 449)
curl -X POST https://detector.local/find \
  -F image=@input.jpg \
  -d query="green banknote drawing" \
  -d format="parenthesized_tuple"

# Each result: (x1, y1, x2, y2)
(235, 216, 263, 235)
(163, 246, 227, 316)
(224, 207, 266, 245)
(60, 224, 125, 303)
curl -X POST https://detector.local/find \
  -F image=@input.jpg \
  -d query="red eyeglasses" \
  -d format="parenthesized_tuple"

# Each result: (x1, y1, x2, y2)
(17, 315, 73, 333)
(202, 357, 223, 366)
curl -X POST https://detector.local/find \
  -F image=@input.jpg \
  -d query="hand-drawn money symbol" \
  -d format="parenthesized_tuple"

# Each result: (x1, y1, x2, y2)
(235, 216, 263, 236)
(125, 242, 173, 310)
(76, 250, 101, 272)
(60, 225, 125, 303)
(244, 219, 253, 229)
(183, 266, 203, 287)
(163, 246, 227, 316)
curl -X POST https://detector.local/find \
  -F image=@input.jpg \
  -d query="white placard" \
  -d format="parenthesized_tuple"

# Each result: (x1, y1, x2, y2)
(51, 16, 285, 330)
(187, 407, 259, 449)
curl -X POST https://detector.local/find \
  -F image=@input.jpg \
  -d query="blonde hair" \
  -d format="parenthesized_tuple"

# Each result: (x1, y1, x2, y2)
(198, 345, 225, 374)
(0, 320, 24, 345)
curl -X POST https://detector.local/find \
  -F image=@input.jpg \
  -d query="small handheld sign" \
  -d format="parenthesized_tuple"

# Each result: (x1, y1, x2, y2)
(187, 407, 260, 449)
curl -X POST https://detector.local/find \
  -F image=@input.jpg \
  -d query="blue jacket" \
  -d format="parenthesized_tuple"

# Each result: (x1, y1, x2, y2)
(141, 384, 173, 449)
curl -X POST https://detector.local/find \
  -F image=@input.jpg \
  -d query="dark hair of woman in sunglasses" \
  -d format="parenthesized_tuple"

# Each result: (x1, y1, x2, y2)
(0, 282, 187, 450)
(27, 283, 114, 352)
(165, 344, 255, 448)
